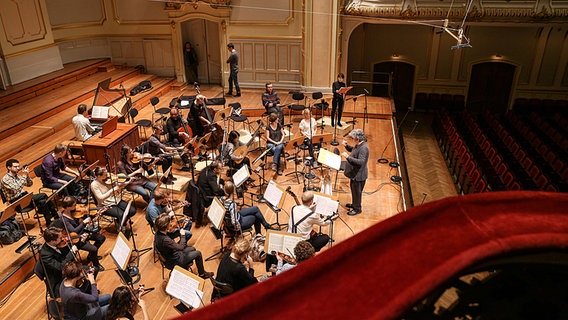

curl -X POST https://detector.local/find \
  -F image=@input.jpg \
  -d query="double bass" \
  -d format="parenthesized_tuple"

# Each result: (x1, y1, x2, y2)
(194, 83, 223, 150)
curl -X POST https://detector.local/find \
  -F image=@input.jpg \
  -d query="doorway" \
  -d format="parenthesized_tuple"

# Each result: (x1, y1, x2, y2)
(467, 62, 515, 114)
(373, 62, 415, 110)
(181, 19, 222, 85)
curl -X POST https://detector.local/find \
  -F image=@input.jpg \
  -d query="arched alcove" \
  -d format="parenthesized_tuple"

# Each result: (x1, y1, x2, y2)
(467, 62, 516, 113)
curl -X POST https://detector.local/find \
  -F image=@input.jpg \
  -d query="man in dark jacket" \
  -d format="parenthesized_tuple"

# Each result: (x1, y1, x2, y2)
(341, 129, 370, 215)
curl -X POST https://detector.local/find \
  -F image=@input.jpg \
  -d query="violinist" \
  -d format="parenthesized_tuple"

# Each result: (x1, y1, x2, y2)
(58, 196, 106, 271)
(153, 214, 214, 279)
(221, 181, 275, 235)
(60, 260, 111, 320)
(105, 286, 149, 320)
(164, 107, 193, 172)
(117, 145, 156, 203)
(145, 189, 192, 240)
(196, 160, 225, 212)
(214, 238, 257, 298)
(187, 94, 209, 138)
(287, 190, 331, 252)
(90, 167, 136, 222)
(39, 226, 77, 298)
(139, 124, 178, 185)
(275, 240, 315, 275)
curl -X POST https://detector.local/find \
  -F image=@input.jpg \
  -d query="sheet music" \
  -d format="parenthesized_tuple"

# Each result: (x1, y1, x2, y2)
(264, 180, 284, 208)
(166, 266, 204, 309)
(207, 197, 225, 230)
(318, 148, 341, 170)
(265, 230, 303, 256)
(232, 165, 250, 188)
(91, 106, 109, 120)
(313, 193, 339, 217)
(111, 233, 133, 270)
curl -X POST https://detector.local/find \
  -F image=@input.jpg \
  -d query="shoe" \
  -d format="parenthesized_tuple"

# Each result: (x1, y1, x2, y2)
(180, 166, 191, 172)
(95, 264, 105, 271)
(226, 91, 233, 96)
(266, 225, 279, 231)
(235, 93, 241, 97)
(199, 271, 214, 279)
(347, 210, 361, 216)
(161, 177, 174, 185)
(271, 163, 278, 171)
(277, 168, 283, 175)
(338, 122, 343, 127)
(97, 256, 103, 260)
(346, 203, 353, 208)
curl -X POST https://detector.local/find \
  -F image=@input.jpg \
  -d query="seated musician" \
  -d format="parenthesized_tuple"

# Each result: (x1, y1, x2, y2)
(287, 190, 331, 252)
(53, 196, 106, 271)
(1, 158, 57, 225)
(90, 167, 136, 223)
(146, 189, 192, 240)
(222, 130, 251, 173)
(117, 145, 157, 203)
(106, 286, 150, 320)
(265, 113, 285, 175)
(71, 103, 95, 142)
(140, 124, 179, 185)
(165, 107, 193, 172)
(221, 181, 275, 235)
(298, 108, 319, 168)
(60, 260, 111, 320)
(187, 94, 210, 138)
(153, 213, 214, 279)
(197, 161, 225, 210)
(39, 226, 77, 298)
(262, 82, 284, 125)
(275, 240, 315, 275)
(41, 143, 83, 200)
(214, 238, 257, 298)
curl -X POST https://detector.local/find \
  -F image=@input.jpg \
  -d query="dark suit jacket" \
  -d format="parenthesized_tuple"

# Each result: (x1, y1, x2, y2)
(39, 243, 74, 298)
(344, 141, 369, 181)
(197, 167, 224, 207)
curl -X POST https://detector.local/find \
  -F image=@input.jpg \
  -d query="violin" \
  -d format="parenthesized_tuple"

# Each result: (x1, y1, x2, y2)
(105, 173, 130, 184)
(132, 152, 158, 164)
(273, 250, 297, 265)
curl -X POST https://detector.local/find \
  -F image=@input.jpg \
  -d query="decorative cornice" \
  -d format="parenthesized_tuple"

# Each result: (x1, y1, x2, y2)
(164, 0, 231, 11)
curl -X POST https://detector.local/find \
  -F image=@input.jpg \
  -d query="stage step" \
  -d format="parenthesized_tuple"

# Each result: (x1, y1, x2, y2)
(317, 116, 354, 137)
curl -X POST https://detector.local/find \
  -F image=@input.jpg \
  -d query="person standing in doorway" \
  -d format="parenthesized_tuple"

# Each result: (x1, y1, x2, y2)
(226, 43, 241, 97)
(183, 41, 198, 84)
(331, 73, 346, 127)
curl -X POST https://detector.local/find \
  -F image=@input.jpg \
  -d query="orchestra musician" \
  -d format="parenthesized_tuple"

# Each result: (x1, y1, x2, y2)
(153, 213, 214, 279)
(261, 82, 284, 125)
(221, 130, 251, 173)
(116, 145, 157, 203)
(275, 240, 315, 275)
(52, 196, 106, 271)
(287, 190, 332, 252)
(298, 108, 319, 168)
(196, 160, 225, 209)
(40, 144, 83, 200)
(214, 238, 257, 298)
(90, 167, 136, 222)
(105, 286, 150, 320)
(341, 129, 370, 216)
(187, 94, 209, 138)
(265, 112, 286, 175)
(39, 226, 77, 298)
(71, 103, 96, 142)
(140, 124, 179, 185)
(2, 159, 57, 225)
(331, 72, 346, 127)
(60, 260, 111, 320)
(145, 189, 192, 240)
(221, 181, 276, 235)
(164, 107, 193, 172)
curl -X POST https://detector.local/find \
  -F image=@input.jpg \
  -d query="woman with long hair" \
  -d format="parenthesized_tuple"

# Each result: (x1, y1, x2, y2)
(105, 286, 149, 320)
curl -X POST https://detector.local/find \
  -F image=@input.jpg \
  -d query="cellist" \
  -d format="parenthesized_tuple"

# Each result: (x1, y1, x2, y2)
(187, 94, 210, 138)
(164, 107, 193, 172)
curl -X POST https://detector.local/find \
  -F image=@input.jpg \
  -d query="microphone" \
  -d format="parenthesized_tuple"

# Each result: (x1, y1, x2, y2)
(363, 88, 370, 95)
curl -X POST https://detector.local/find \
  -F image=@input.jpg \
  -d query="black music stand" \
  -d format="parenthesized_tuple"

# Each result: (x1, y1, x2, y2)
(252, 146, 274, 194)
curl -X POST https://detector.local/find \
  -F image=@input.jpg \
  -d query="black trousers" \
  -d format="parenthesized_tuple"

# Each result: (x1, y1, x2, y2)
(77, 232, 105, 264)
(350, 179, 366, 212)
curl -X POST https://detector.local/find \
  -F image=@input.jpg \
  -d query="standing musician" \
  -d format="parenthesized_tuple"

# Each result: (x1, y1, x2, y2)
(54, 196, 106, 271)
(39, 226, 78, 298)
(261, 82, 284, 125)
(153, 213, 214, 279)
(146, 188, 192, 240)
(196, 160, 225, 209)
(41, 143, 83, 199)
(341, 129, 369, 216)
(265, 112, 286, 175)
(165, 107, 193, 172)
(60, 260, 111, 320)
(214, 238, 257, 298)
(221, 182, 275, 235)
(116, 145, 156, 203)
(72, 103, 95, 142)
(187, 94, 210, 138)
(140, 124, 179, 185)
(90, 167, 136, 222)
(287, 190, 331, 252)
(2, 158, 57, 225)
(221, 130, 251, 174)
(331, 72, 346, 127)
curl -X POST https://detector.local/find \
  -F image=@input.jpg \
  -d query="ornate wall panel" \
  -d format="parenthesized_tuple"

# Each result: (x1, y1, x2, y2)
(57, 38, 110, 63)
(112, 0, 168, 24)
(0, 0, 47, 45)
(143, 39, 175, 76)
(537, 27, 565, 86)
(45, 0, 105, 28)
(230, 0, 292, 24)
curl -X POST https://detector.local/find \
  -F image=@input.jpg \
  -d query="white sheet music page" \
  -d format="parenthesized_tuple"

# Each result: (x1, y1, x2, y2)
(263, 180, 284, 208)
(207, 197, 225, 230)
(91, 106, 109, 120)
(166, 266, 204, 309)
(232, 165, 250, 188)
(110, 233, 132, 270)
(265, 230, 303, 256)
(313, 193, 339, 217)
(318, 148, 341, 171)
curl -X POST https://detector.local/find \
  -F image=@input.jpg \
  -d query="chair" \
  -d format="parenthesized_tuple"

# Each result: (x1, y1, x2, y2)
(129, 108, 152, 139)
(155, 246, 173, 279)
(151, 97, 170, 124)
(228, 102, 251, 132)
(210, 277, 234, 302)
(34, 259, 63, 320)
(287, 92, 306, 124)
(33, 165, 57, 196)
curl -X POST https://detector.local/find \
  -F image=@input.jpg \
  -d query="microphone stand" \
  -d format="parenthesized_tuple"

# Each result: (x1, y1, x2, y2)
(390, 120, 419, 183)
(377, 107, 411, 164)
(362, 89, 369, 132)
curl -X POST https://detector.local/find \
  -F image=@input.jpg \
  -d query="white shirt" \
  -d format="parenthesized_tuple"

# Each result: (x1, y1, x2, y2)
(72, 114, 94, 141)
(299, 118, 317, 138)
(287, 204, 330, 240)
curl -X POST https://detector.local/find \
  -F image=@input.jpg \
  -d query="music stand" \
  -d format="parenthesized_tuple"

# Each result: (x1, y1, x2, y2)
(263, 180, 288, 230)
(252, 146, 274, 194)
(284, 136, 307, 183)
(205, 197, 228, 261)
(45, 179, 74, 203)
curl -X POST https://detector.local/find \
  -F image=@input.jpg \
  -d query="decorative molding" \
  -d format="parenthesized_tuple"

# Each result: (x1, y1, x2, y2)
(230, 0, 294, 26)
(0, 0, 47, 46)
(48, 0, 106, 30)
(111, 0, 169, 24)
(3, 43, 58, 59)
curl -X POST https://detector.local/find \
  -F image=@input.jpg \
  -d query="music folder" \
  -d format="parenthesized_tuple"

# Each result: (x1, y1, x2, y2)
(166, 266, 205, 309)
